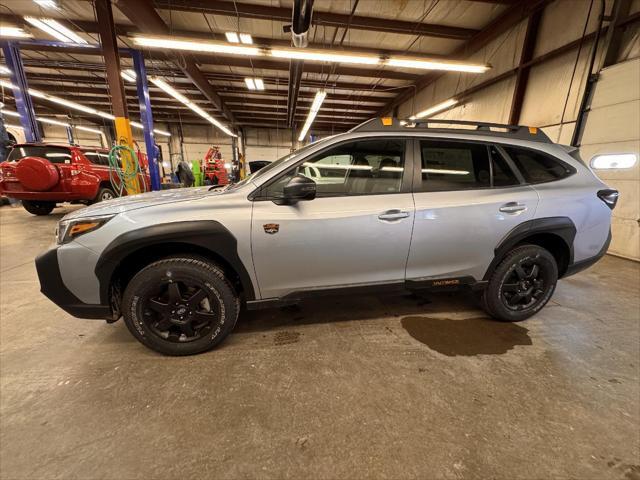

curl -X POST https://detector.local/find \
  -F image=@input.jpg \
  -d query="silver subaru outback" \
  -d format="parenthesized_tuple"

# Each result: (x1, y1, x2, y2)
(36, 118, 617, 355)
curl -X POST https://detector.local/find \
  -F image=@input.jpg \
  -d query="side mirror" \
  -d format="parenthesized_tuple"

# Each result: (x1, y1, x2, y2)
(275, 174, 316, 205)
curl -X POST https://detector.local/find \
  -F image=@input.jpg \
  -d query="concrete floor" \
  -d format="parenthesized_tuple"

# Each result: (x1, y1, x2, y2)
(1, 204, 639, 480)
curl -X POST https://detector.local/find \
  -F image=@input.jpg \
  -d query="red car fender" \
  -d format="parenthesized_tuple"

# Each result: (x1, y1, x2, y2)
(70, 169, 102, 199)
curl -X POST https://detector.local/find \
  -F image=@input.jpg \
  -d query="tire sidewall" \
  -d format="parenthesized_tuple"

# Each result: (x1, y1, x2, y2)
(122, 259, 239, 355)
(484, 245, 558, 322)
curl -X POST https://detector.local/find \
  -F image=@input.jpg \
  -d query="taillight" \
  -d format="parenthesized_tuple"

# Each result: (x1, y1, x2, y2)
(597, 189, 619, 210)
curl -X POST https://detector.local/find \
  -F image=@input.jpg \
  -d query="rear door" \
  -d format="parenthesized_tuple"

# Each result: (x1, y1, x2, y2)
(250, 137, 415, 299)
(406, 139, 539, 282)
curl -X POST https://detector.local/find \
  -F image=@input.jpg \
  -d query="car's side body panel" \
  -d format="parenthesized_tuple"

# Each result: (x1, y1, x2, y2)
(251, 193, 415, 299)
(408, 185, 539, 281)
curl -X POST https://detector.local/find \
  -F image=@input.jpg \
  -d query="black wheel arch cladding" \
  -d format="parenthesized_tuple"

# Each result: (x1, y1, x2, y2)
(94, 220, 256, 304)
(483, 216, 576, 281)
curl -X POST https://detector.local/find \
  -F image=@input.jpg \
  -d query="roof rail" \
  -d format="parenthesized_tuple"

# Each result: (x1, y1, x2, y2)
(350, 117, 553, 144)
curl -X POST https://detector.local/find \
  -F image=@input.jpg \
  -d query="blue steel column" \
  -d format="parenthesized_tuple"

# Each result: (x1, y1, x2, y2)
(131, 50, 161, 191)
(1, 41, 40, 142)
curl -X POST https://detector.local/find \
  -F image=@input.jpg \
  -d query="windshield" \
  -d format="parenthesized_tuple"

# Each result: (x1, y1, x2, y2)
(227, 139, 333, 190)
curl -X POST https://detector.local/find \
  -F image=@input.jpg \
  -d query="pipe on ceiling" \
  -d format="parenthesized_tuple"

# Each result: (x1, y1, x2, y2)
(291, 0, 314, 48)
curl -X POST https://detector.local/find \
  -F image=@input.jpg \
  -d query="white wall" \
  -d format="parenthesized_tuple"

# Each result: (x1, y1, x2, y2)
(579, 58, 640, 260)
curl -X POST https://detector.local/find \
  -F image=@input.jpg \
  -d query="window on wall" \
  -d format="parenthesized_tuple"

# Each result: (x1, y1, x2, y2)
(590, 153, 637, 170)
(259, 138, 406, 198)
(419, 140, 492, 192)
(503, 146, 574, 183)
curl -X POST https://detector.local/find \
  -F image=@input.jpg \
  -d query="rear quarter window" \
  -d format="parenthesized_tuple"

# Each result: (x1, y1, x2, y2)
(503, 146, 575, 184)
(7, 146, 72, 164)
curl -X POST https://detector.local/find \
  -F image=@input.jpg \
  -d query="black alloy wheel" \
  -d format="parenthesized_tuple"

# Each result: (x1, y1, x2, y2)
(500, 258, 547, 311)
(143, 279, 221, 343)
(122, 256, 240, 355)
(482, 244, 558, 322)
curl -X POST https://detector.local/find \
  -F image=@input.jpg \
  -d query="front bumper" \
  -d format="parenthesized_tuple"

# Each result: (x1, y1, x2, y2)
(35, 247, 112, 319)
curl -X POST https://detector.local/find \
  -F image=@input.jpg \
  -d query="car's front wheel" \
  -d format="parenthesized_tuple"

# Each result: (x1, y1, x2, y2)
(482, 244, 558, 322)
(122, 256, 240, 355)
(22, 200, 55, 215)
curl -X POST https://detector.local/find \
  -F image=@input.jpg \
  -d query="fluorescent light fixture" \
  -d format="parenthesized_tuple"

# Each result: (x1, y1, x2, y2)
(0, 66, 11, 75)
(409, 98, 459, 120)
(386, 57, 489, 73)
(298, 90, 326, 142)
(132, 35, 490, 73)
(150, 77, 192, 105)
(34, 0, 59, 8)
(225, 32, 239, 43)
(591, 153, 637, 169)
(129, 120, 171, 137)
(24, 17, 87, 44)
(75, 125, 102, 135)
(271, 48, 379, 65)
(0, 81, 169, 137)
(134, 36, 259, 57)
(1, 109, 21, 118)
(149, 76, 234, 136)
(0, 27, 32, 38)
(244, 78, 264, 90)
(121, 69, 136, 82)
(37, 116, 70, 127)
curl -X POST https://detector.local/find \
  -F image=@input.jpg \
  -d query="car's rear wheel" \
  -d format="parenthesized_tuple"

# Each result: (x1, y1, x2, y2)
(22, 200, 55, 216)
(482, 244, 558, 322)
(122, 256, 240, 356)
(94, 187, 116, 203)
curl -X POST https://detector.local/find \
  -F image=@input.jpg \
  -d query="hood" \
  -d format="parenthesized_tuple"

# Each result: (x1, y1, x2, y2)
(63, 186, 222, 220)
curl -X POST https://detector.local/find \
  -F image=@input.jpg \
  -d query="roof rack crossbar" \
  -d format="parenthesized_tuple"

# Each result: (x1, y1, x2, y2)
(350, 117, 553, 144)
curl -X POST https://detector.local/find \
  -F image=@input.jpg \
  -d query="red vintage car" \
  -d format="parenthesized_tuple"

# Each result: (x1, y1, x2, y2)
(0, 143, 150, 215)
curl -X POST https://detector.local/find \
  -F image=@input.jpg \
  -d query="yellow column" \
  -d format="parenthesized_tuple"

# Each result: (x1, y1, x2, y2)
(114, 117, 140, 195)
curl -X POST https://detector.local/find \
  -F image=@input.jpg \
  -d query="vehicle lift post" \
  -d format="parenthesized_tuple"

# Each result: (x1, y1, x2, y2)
(1, 41, 41, 143)
(95, 0, 140, 194)
(131, 50, 162, 191)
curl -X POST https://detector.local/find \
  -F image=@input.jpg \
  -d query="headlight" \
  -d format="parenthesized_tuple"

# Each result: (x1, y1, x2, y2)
(56, 215, 114, 245)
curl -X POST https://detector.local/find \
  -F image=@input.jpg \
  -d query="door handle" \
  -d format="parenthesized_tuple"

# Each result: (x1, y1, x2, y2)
(378, 209, 410, 221)
(499, 202, 527, 214)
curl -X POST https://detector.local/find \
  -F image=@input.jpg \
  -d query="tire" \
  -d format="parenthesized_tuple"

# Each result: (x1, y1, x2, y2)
(94, 187, 116, 203)
(22, 200, 55, 216)
(482, 244, 558, 322)
(122, 256, 240, 356)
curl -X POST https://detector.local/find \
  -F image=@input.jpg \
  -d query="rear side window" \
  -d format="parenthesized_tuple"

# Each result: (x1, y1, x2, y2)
(82, 150, 110, 166)
(503, 146, 574, 184)
(6, 146, 72, 164)
(419, 140, 491, 192)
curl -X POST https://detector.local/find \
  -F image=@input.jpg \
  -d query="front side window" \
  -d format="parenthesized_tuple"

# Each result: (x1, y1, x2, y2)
(418, 140, 492, 192)
(503, 146, 574, 183)
(259, 138, 406, 199)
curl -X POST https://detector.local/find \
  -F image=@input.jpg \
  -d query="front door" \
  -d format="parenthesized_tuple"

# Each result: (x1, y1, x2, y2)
(251, 137, 414, 299)
(406, 139, 539, 281)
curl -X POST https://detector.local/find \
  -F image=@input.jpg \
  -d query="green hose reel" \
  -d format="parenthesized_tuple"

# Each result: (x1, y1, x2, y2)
(108, 144, 148, 196)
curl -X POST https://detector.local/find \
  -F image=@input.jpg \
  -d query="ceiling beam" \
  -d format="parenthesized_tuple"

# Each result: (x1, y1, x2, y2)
(153, 0, 478, 40)
(112, 0, 237, 124)
(380, 0, 551, 115)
